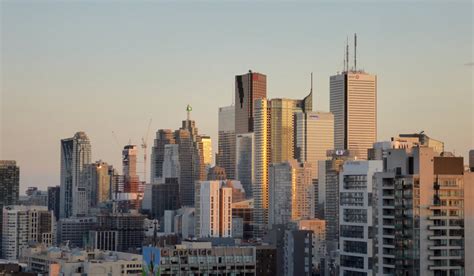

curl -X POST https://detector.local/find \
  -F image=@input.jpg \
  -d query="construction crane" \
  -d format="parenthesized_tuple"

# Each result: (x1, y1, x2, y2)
(141, 118, 152, 184)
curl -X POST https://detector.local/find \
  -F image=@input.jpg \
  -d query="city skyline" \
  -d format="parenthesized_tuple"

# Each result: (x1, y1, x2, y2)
(2, 1, 473, 192)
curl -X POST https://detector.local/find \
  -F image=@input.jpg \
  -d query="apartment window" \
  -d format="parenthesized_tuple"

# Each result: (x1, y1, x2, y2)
(343, 209, 367, 223)
(344, 240, 367, 254)
(340, 225, 364, 238)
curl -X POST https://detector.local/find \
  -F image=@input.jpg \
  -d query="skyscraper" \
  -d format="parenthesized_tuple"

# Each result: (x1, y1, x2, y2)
(60, 131, 91, 218)
(122, 145, 140, 193)
(216, 105, 236, 179)
(196, 181, 233, 238)
(82, 160, 111, 208)
(235, 70, 267, 135)
(47, 186, 60, 221)
(0, 160, 20, 258)
(295, 111, 334, 179)
(338, 160, 382, 276)
(150, 129, 175, 184)
(373, 146, 469, 276)
(330, 71, 377, 160)
(268, 160, 313, 227)
(236, 133, 254, 198)
(201, 135, 213, 169)
(470, 149, 474, 172)
(253, 93, 312, 238)
(253, 98, 271, 238)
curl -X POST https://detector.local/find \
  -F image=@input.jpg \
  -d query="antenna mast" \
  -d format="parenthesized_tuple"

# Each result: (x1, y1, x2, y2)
(346, 37, 349, 72)
(354, 33, 357, 71)
(311, 72, 313, 93)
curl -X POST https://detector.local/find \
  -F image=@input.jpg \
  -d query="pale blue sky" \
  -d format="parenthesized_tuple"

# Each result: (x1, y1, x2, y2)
(1, 1, 472, 193)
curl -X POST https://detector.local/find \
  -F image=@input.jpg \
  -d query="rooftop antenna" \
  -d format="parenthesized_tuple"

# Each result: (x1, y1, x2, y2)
(346, 36, 349, 72)
(354, 33, 357, 71)
(310, 72, 313, 93)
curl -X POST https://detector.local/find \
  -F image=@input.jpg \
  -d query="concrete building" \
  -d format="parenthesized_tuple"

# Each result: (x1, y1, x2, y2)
(298, 219, 326, 275)
(47, 186, 60, 221)
(295, 111, 334, 180)
(207, 165, 227, 181)
(19, 189, 48, 207)
(2, 206, 54, 260)
(122, 145, 140, 193)
(373, 146, 469, 276)
(60, 131, 91, 218)
(155, 242, 256, 275)
(21, 246, 142, 275)
(234, 70, 267, 135)
(232, 199, 254, 240)
(236, 133, 254, 198)
(393, 132, 445, 154)
(57, 217, 97, 248)
(256, 246, 278, 276)
(96, 212, 145, 253)
(216, 105, 236, 179)
(318, 150, 353, 263)
(338, 160, 383, 275)
(330, 71, 377, 160)
(268, 160, 313, 227)
(196, 181, 232, 238)
(284, 230, 313, 276)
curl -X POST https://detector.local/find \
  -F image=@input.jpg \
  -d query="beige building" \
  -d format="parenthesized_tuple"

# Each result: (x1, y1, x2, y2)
(201, 135, 213, 168)
(330, 71, 376, 160)
(21, 246, 142, 275)
(196, 181, 233, 238)
(298, 219, 326, 274)
(373, 146, 469, 275)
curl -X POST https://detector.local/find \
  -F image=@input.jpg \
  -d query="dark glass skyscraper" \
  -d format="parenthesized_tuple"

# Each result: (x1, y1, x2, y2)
(235, 70, 267, 135)
(0, 160, 20, 258)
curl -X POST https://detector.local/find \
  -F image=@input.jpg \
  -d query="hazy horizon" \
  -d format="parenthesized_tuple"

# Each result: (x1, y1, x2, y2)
(1, 1, 472, 194)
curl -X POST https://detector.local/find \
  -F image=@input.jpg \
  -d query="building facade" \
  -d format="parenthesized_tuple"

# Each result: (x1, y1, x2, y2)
(234, 70, 267, 135)
(236, 133, 254, 198)
(196, 181, 233, 238)
(268, 160, 313, 227)
(2, 206, 54, 260)
(59, 131, 91, 218)
(338, 160, 383, 275)
(330, 71, 377, 160)
(216, 105, 236, 179)
(373, 146, 469, 276)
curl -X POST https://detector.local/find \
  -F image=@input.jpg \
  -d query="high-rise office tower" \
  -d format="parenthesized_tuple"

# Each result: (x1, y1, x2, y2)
(373, 146, 470, 276)
(60, 131, 91, 218)
(150, 129, 176, 184)
(122, 145, 140, 193)
(47, 186, 60, 221)
(162, 144, 180, 179)
(216, 105, 236, 179)
(338, 160, 382, 276)
(82, 161, 111, 208)
(252, 93, 312, 238)
(201, 135, 213, 168)
(2, 205, 54, 260)
(268, 160, 313, 227)
(235, 70, 267, 135)
(175, 128, 196, 207)
(330, 71, 376, 160)
(236, 133, 254, 198)
(295, 111, 334, 180)
(196, 181, 232, 238)
(0, 160, 20, 258)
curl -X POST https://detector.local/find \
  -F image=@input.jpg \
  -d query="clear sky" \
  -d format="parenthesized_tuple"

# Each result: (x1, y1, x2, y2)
(1, 1, 472, 193)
